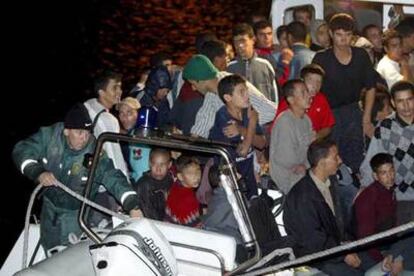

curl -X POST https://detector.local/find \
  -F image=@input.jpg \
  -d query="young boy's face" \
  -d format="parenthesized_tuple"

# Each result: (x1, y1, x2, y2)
(294, 10, 311, 27)
(303, 73, 322, 98)
(317, 24, 331, 48)
(178, 163, 202, 189)
(119, 104, 138, 131)
(150, 153, 171, 181)
(256, 26, 273, 49)
(99, 78, 122, 109)
(373, 163, 395, 189)
(385, 37, 403, 62)
(225, 83, 249, 109)
(213, 54, 227, 71)
(330, 29, 353, 48)
(278, 31, 289, 49)
(365, 26, 382, 50)
(233, 34, 255, 60)
(288, 82, 311, 110)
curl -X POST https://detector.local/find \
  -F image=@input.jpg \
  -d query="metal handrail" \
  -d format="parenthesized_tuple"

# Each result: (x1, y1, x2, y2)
(169, 241, 227, 273)
(78, 130, 261, 274)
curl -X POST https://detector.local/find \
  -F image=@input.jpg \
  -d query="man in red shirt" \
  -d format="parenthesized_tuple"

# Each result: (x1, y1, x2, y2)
(275, 64, 335, 140)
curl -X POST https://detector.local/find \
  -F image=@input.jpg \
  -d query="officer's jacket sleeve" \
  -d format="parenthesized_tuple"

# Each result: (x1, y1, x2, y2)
(12, 125, 54, 182)
(95, 154, 139, 212)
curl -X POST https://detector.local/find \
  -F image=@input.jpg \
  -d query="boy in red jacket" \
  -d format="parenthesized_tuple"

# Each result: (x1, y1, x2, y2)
(166, 156, 202, 227)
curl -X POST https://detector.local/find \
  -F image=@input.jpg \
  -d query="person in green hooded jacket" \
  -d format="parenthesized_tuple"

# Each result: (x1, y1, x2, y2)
(13, 103, 142, 250)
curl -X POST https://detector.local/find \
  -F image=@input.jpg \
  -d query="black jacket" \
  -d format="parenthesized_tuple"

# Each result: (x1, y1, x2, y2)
(133, 172, 173, 220)
(283, 172, 345, 258)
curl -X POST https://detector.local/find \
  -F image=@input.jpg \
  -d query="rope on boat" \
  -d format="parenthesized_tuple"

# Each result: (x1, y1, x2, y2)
(241, 220, 414, 275)
(22, 181, 128, 268)
(23, 184, 43, 269)
(21, 182, 414, 274)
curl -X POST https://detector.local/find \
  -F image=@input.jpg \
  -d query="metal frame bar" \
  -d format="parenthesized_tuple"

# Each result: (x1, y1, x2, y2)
(78, 131, 261, 274)
(169, 241, 226, 273)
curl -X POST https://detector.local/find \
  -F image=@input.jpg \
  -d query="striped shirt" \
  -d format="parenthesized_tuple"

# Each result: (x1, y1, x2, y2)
(191, 71, 277, 138)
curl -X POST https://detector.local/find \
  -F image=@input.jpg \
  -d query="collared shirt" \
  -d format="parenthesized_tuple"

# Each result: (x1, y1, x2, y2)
(395, 113, 413, 127)
(309, 170, 335, 215)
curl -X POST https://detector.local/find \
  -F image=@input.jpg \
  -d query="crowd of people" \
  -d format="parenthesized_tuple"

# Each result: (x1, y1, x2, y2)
(12, 4, 413, 276)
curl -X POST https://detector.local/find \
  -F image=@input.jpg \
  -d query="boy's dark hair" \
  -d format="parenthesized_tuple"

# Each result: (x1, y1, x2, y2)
(200, 40, 227, 62)
(276, 25, 288, 40)
(329, 13, 355, 32)
(176, 155, 200, 173)
(293, 5, 312, 21)
(307, 139, 337, 167)
(232, 23, 255, 38)
(382, 29, 402, 49)
(390, 81, 414, 99)
(94, 70, 122, 95)
(149, 52, 172, 68)
(282, 79, 305, 101)
(370, 153, 394, 173)
(287, 21, 307, 42)
(149, 148, 171, 162)
(300, 63, 325, 79)
(195, 31, 218, 54)
(208, 164, 220, 190)
(218, 74, 246, 103)
(362, 24, 380, 37)
(253, 20, 272, 35)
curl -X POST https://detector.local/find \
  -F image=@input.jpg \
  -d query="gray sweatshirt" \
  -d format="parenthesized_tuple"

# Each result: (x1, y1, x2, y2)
(270, 110, 313, 194)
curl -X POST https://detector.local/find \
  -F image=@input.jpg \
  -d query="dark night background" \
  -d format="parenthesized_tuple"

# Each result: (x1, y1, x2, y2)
(2, 0, 271, 265)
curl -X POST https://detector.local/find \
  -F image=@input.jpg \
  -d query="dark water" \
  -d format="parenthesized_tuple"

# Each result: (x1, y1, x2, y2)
(2, 0, 98, 264)
(3, 0, 270, 266)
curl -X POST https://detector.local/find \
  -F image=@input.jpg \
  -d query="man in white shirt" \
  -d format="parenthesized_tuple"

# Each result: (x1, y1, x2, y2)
(84, 71, 127, 176)
(84, 70, 128, 223)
